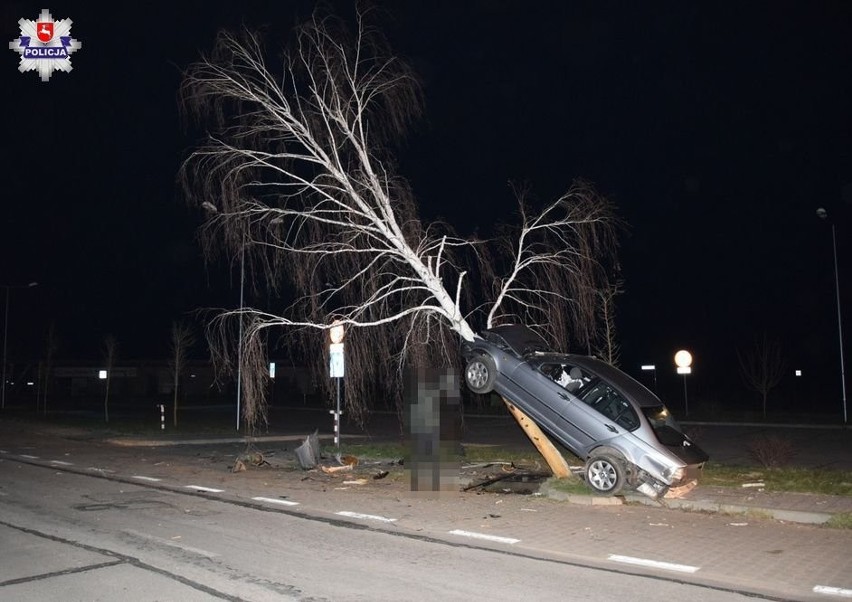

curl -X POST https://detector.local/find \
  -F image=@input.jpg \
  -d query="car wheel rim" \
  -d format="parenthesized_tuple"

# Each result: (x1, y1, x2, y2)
(467, 362, 487, 389)
(589, 459, 617, 491)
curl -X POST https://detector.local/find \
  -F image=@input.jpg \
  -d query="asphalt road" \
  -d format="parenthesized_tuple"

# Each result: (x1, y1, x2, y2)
(1, 460, 761, 602)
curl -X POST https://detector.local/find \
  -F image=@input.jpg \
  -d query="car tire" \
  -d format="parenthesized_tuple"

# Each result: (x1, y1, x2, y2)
(465, 354, 497, 394)
(584, 453, 626, 496)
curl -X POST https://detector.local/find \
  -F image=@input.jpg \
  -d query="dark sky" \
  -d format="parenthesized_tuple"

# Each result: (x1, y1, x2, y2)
(2, 2, 850, 409)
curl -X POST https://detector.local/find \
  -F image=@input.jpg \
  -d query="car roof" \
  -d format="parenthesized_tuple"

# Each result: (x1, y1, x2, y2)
(530, 353, 664, 409)
(482, 325, 551, 356)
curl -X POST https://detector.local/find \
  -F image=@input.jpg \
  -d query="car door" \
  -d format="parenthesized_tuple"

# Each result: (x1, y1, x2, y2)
(570, 380, 639, 453)
(506, 361, 589, 454)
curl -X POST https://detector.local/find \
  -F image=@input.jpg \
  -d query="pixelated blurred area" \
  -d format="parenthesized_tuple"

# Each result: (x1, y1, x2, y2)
(404, 367, 461, 496)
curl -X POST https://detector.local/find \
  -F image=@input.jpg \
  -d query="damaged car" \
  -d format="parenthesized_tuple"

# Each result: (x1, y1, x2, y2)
(461, 325, 708, 498)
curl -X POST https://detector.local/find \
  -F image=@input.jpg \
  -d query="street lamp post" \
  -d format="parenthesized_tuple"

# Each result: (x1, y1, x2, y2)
(817, 208, 847, 424)
(2, 281, 38, 410)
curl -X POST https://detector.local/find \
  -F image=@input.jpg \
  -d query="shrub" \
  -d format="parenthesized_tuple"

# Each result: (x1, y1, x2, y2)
(747, 434, 794, 468)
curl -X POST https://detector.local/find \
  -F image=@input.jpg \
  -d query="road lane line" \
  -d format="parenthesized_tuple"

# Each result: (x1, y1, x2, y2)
(336, 511, 397, 523)
(0, 449, 8, 453)
(19, 454, 39, 459)
(448, 529, 520, 545)
(252, 496, 299, 506)
(132, 475, 162, 482)
(50, 460, 74, 466)
(185, 485, 224, 493)
(87, 467, 116, 473)
(608, 554, 699, 574)
(815, 585, 852, 598)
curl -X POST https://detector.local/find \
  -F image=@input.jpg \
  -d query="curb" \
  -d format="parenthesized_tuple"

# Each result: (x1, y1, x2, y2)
(538, 485, 836, 524)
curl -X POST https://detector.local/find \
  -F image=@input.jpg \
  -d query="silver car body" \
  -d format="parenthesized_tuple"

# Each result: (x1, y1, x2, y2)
(462, 325, 707, 495)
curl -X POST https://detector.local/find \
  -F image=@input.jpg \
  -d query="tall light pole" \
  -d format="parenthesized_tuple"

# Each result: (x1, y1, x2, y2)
(817, 208, 847, 424)
(2, 281, 38, 410)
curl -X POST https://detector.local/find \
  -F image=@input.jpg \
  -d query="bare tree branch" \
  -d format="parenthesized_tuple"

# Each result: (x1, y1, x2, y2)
(180, 7, 621, 429)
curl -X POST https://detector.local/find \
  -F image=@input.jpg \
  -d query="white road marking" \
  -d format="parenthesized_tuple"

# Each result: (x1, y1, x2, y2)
(252, 496, 299, 506)
(19, 454, 39, 459)
(608, 554, 699, 574)
(87, 467, 116, 473)
(0, 449, 8, 453)
(50, 460, 73, 466)
(815, 585, 852, 598)
(132, 475, 162, 482)
(448, 529, 520, 545)
(185, 485, 224, 493)
(336, 511, 397, 523)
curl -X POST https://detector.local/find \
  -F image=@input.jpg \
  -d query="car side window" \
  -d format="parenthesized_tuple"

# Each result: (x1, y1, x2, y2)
(579, 382, 639, 431)
(541, 363, 589, 394)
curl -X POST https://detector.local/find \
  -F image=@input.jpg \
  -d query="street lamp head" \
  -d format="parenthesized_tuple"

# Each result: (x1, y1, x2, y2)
(27, 282, 38, 288)
(816, 207, 828, 220)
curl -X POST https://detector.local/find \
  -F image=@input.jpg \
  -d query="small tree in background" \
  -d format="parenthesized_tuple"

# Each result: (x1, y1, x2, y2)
(102, 334, 118, 423)
(738, 333, 786, 418)
(170, 322, 195, 427)
(40, 323, 59, 416)
(593, 279, 624, 366)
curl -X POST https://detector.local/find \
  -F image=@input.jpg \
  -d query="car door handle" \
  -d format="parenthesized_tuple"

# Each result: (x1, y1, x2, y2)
(605, 424, 617, 433)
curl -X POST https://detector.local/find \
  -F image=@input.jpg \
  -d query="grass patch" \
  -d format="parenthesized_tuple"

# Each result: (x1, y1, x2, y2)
(327, 442, 407, 459)
(702, 463, 852, 497)
(824, 512, 852, 529)
(460, 444, 559, 465)
(542, 476, 591, 495)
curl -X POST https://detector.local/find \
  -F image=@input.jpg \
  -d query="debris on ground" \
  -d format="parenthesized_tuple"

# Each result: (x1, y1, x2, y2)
(294, 431, 321, 469)
(373, 470, 389, 480)
(320, 464, 353, 474)
(231, 450, 270, 472)
(336, 454, 359, 467)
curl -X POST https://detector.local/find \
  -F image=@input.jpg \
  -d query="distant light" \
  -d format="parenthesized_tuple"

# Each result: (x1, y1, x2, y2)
(26, 381, 34, 386)
(98, 370, 107, 380)
(269, 362, 276, 378)
(795, 369, 802, 377)
(190, 374, 196, 379)
(674, 350, 693, 368)
(641, 364, 656, 371)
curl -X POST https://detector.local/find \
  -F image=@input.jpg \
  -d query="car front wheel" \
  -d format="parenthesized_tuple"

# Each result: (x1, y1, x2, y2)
(465, 354, 497, 394)
(584, 453, 626, 496)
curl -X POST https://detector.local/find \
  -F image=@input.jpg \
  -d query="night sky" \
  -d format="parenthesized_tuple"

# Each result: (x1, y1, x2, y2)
(2, 2, 850, 412)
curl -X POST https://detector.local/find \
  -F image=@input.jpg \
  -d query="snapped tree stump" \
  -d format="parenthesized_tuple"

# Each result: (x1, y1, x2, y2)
(503, 398, 572, 479)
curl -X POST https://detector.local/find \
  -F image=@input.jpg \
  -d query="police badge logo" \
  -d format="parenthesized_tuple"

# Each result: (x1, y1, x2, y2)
(9, 9, 82, 82)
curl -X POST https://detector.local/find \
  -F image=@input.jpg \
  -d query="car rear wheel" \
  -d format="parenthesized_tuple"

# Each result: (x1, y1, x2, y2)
(465, 354, 497, 394)
(584, 453, 626, 496)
